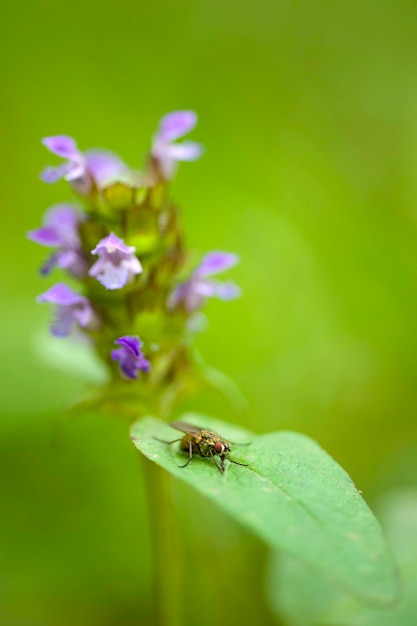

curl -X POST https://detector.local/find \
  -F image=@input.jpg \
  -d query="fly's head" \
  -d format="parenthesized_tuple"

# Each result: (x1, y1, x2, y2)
(213, 439, 231, 457)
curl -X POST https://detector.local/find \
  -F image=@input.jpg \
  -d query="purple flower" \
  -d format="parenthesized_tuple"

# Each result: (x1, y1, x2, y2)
(151, 111, 204, 179)
(169, 251, 240, 312)
(36, 283, 95, 337)
(41, 136, 86, 184)
(112, 336, 150, 379)
(85, 149, 130, 187)
(89, 233, 142, 290)
(41, 135, 128, 193)
(27, 204, 87, 278)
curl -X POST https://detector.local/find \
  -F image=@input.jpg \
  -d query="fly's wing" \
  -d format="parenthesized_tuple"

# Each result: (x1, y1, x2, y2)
(170, 421, 203, 436)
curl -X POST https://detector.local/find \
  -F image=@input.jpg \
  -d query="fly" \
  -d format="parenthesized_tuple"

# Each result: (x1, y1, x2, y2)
(158, 421, 249, 474)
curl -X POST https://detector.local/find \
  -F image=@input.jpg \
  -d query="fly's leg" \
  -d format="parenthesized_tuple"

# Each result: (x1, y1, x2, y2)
(228, 440, 251, 446)
(209, 451, 224, 474)
(179, 439, 193, 468)
(229, 457, 249, 468)
(220, 454, 226, 473)
(154, 437, 183, 444)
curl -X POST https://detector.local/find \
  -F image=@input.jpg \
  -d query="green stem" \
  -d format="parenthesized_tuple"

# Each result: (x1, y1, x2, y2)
(143, 457, 182, 626)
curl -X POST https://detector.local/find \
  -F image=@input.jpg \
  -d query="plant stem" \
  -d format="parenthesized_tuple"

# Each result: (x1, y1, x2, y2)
(143, 457, 182, 626)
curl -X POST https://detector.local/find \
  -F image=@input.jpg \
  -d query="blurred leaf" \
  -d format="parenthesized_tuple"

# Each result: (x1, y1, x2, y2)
(34, 331, 107, 383)
(267, 488, 417, 626)
(130, 414, 400, 605)
(198, 365, 250, 419)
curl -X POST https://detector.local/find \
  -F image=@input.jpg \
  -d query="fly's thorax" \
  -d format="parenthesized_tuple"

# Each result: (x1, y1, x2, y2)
(198, 437, 215, 457)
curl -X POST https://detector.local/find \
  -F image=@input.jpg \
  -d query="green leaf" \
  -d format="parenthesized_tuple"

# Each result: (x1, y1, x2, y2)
(130, 414, 400, 605)
(267, 488, 417, 626)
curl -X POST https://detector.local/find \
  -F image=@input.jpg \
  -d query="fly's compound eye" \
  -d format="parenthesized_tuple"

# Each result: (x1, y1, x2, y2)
(214, 442, 224, 455)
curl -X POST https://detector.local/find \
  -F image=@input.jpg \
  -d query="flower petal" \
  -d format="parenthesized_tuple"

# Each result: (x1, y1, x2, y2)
(196, 251, 239, 277)
(40, 162, 74, 183)
(42, 135, 80, 159)
(210, 280, 241, 300)
(111, 348, 138, 379)
(27, 226, 61, 247)
(167, 282, 189, 310)
(168, 141, 204, 162)
(91, 232, 136, 257)
(36, 283, 85, 306)
(45, 203, 79, 228)
(114, 335, 141, 357)
(72, 303, 94, 328)
(51, 305, 76, 337)
(158, 111, 198, 141)
(56, 249, 87, 275)
(65, 158, 87, 181)
(85, 149, 128, 185)
(89, 259, 129, 290)
(194, 279, 240, 300)
(45, 204, 82, 246)
(192, 279, 218, 297)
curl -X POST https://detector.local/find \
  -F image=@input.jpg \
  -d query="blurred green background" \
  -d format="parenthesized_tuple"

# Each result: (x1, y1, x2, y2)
(1, 0, 417, 624)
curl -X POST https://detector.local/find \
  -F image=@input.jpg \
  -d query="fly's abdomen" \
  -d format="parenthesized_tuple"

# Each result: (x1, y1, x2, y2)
(180, 434, 202, 454)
